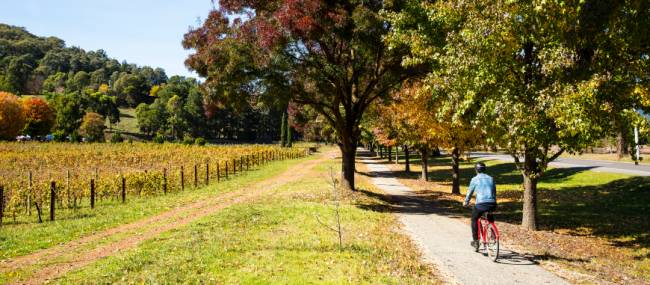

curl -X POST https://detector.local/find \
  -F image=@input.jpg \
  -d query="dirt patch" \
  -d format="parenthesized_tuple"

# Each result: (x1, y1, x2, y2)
(5, 151, 334, 285)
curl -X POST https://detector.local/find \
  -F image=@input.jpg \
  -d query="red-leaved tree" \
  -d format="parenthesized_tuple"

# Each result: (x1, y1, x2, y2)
(22, 96, 55, 136)
(183, 1, 425, 189)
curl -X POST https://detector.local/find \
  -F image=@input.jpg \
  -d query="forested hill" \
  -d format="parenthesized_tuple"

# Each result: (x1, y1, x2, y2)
(0, 23, 167, 106)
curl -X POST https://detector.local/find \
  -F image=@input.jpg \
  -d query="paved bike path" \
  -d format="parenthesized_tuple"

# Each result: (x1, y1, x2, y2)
(471, 152, 650, 177)
(359, 154, 569, 285)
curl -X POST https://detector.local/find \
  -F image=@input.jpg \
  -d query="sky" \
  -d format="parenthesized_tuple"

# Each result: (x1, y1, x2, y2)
(0, 0, 217, 78)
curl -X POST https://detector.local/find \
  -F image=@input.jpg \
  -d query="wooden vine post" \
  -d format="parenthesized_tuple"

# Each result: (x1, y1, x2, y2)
(121, 175, 126, 203)
(180, 166, 185, 191)
(49, 181, 56, 221)
(0, 185, 4, 226)
(205, 162, 209, 185)
(90, 178, 95, 209)
(27, 171, 32, 216)
(163, 168, 168, 194)
(194, 164, 198, 188)
(225, 161, 229, 179)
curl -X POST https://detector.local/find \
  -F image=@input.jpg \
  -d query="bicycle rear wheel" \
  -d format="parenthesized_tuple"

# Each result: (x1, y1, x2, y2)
(486, 224, 499, 261)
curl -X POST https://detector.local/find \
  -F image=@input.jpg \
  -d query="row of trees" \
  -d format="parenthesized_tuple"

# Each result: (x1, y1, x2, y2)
(135, 76, 290, 142)
(0, 24, 167, 107)
(367, 0, 649, 230)
(184, 0, 648, 230)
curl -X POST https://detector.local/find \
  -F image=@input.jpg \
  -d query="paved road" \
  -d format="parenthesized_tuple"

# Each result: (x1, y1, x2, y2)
(471, 152, 650, 177)
(359, 151, 569, 285)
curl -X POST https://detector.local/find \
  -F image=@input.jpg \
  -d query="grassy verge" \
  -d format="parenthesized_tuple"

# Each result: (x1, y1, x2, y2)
(371, 150, 649, 284)
(0, 156, 313, 261)
(55, 153, 438, 284)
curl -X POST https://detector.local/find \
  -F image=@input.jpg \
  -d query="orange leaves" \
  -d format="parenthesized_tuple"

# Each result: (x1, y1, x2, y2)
(0, 92, 26, 140)
(22, 96, 54, 136)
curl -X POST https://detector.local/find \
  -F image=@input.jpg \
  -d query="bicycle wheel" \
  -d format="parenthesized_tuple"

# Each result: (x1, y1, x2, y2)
(486, 224, 499, 261)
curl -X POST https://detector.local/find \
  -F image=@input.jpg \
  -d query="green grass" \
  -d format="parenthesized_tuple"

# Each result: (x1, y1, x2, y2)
(109, 108, 140, 134)
(0, 156, 312, 261)
(54, 156, 436, 284)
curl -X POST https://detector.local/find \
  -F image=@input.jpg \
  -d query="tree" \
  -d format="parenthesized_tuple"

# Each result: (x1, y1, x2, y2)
(395, 0, 645, 230)
(0, 92, 26, 140)
(184, 1, 425, 189)
(22, 96, 55, 136)
(112, 73, 149, 107)
(79, 112, 106, 142)
(65, 71, 90, 92)
(166, 94, 185, 140)
(50, 93, 84, 136)
(83, 89, 120, 126)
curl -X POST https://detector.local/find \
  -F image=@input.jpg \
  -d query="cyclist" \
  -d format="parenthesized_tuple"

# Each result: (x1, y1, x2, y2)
(463, 162, 497, 249)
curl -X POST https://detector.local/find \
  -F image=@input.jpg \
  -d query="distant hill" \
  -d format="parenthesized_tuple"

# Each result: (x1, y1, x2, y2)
(0, 23, 168, 106)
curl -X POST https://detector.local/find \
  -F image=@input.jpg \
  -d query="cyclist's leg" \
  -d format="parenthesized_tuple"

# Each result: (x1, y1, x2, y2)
(471, 206, 482, 241)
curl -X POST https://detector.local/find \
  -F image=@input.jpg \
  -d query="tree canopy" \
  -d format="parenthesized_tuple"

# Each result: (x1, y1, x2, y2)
(184, 0, 428, 189)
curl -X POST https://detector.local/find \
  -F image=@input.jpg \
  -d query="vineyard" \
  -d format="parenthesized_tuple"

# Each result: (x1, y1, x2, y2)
(0, 142, 309, 225)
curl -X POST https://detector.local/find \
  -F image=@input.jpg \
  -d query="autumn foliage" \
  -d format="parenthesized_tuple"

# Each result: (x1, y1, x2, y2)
(22, 96, 55, 136)
(0, 92, 26, 140)
(79, 112, 106, 142)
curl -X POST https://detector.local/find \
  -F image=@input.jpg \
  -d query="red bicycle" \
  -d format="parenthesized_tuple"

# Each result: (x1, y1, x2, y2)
(475, 211, 500, 261)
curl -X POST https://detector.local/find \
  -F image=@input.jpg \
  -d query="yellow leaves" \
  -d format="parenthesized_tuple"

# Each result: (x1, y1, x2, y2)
(98, 84, 110, 94)
(634, 85, 650, 107)
(149, 85, 162, 97)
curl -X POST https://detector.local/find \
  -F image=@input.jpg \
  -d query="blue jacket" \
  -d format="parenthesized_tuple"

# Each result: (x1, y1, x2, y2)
(465, 173, 497, 204)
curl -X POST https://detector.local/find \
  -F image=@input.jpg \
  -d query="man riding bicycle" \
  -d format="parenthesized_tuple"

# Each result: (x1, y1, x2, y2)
(463, 162, 497, 249)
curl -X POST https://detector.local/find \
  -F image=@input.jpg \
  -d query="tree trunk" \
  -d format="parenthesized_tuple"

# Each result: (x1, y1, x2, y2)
(395, 146, 399, 163)
(379, 146, 383, 158)
(522, 150, 539, 230)
(280, 112, 286, 147)
(616, 129, 627, 159)
(420, 147, 429, 181)
(388, 147, 393, 162)
(451, 147, 461, 195)
(432, 146, 441, 157)
(404, 145, 410, 173)
(339, 137, 358, 191)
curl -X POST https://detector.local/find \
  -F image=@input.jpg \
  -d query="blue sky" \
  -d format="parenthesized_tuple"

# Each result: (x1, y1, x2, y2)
(0, 0, 216, 78)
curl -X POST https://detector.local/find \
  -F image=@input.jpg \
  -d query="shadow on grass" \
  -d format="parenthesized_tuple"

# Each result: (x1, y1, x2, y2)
(356, 150, 650, 253)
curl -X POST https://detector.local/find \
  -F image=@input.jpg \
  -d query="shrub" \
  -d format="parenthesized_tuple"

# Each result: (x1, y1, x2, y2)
(195, 137, 206, 146)
(153, 134, 165, 144)
(182, 135, 194, 145)
(110, 132, 124, 143)
(52, 130, 67, 142)
(69, 130, 82, 143)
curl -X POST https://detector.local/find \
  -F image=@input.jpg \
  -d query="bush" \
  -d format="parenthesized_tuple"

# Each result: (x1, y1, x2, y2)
(110, 132, 124, 143)
(128, 138, 133, 144)
(182, 136, 194, 145)
(69, 131, 81, 143)
(153, 134, 165, 144)
(195, 137, 206, 146)
(52, 130, 67, 142)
